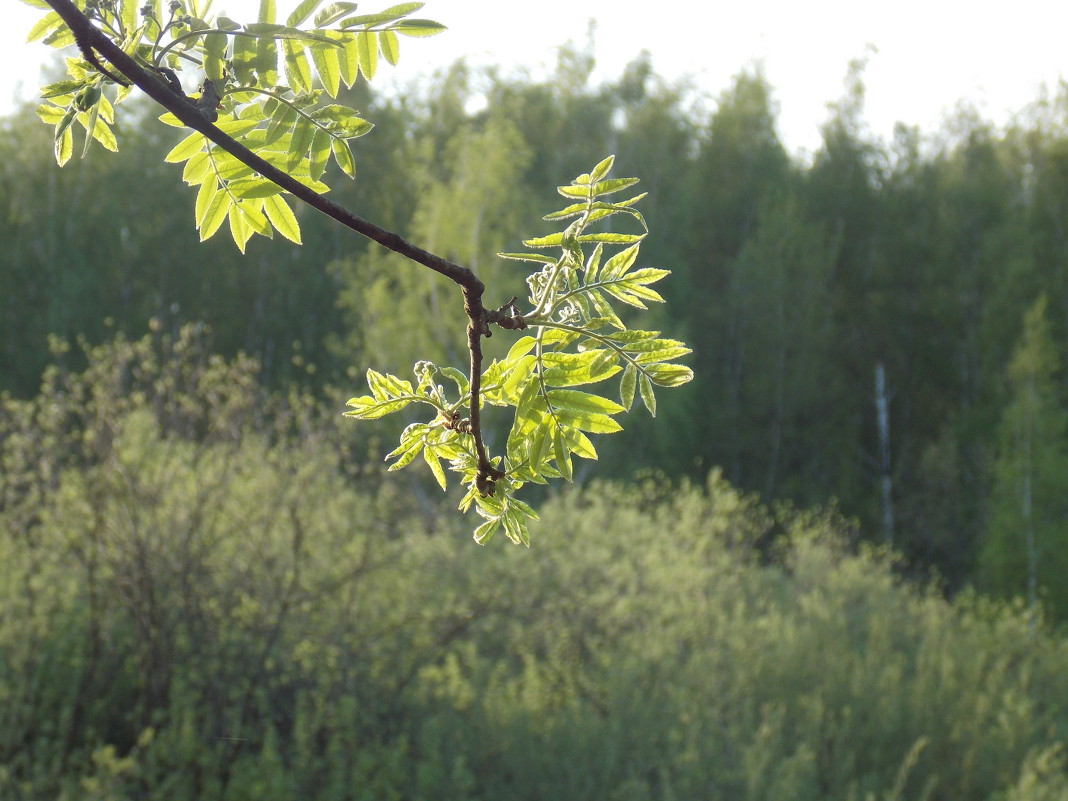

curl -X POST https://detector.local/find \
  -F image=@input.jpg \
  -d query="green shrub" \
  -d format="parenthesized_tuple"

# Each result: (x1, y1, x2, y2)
(3, 328, 1068, 800)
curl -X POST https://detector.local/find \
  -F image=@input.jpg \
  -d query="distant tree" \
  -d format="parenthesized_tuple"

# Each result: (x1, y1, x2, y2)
(980, 296, 1068, 620)
(23, 0, 692, 543)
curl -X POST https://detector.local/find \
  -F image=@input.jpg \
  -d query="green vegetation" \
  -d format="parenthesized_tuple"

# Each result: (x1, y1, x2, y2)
(21, 0, 692, 537)
(3, 330, 1068, 800)
(7, 38, 1068, 592)
(7, 1, 1068, 797)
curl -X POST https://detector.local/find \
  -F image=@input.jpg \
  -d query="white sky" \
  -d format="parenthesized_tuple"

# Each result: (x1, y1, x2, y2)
(5, 1, 1068, 156)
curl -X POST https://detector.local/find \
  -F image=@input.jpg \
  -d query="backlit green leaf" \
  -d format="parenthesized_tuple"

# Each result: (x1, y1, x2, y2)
(314, 1, 359, 26)
(233, 31, 258, 84)
(599, 243, 641, 281)
(391, 18, 446, 36)
(227, 203, 254, 252)
(423, 447, 447, 490)
(590, 177, 640, 196)
(577, 233, 644, 245)
(199, 189, 230, 241)
(308, 128, 331, 181)
(26, 11, 62, 42)
(563, 428, 598, 460)
(164, 131, 206, 163)
(546, 389, 625, 416)
(183, 151, 211, 184)
(645, 363, 694, 387)
(379, 29, 400, 64)
(310, 40, 341, 96)
(522, 233, 564, 248)
(228, 178, 285, 198)
(263, 194, 302, 243)
(589, 155, 614, 182)
(54, 124, 72, 166)
(553, 428, 573, 481)
(619, 364, 636, 411)
(497, 252, 558, 265)
(639, 373, 656, 417)
(288, 117, 315, 169)
(195, 178, 219, 226)
(286, 0, 323, 26)
(331, 138, 355, 178)
(255, 32, 279, 84)
(204, 31, 228, 82)
(473, 518, 499, 545)
(337, 33, 359, 84)
(283, 39, 313, 92)
(356, 31, 378, 79)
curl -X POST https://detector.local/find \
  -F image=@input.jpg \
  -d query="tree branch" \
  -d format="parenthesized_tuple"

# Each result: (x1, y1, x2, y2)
(42, 0, 528, 494)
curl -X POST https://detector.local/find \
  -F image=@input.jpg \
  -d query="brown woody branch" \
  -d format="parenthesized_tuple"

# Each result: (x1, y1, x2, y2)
(43, 0, 527, 494)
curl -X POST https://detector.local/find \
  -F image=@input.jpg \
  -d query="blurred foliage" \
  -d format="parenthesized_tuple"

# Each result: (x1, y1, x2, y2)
(11, 44, 1068, 593)
(8, 26, 1068, 797)
(2, 327, 1068, 799)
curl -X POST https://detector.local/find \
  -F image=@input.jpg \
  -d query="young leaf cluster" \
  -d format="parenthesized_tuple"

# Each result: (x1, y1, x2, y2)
(345, 158, 694, 545)
(27, 0, 443, 248)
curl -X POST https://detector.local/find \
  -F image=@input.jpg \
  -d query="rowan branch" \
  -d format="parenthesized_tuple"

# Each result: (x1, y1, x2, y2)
(42, 0, 520, 494)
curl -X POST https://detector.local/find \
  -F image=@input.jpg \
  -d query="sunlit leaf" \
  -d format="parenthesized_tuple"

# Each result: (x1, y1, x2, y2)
(546, 389, 625, 416)
(164, 131, 206, 163)
(645, 363, 694, 387)
(195, 178, 219, 226)
(314, 1, 359, 26)
(199, 189, 230, 241)
(308, 128, 331, 181)
(283, 40, 313, 92)
(378, 30, 400, 65)
(423, 447, 448, 490)
(598, 243, 641, 281)
(288, 117, 315, 169)
(54, 123, 73, 166)
(233, 32, 258, 85)
(639, 373, 656, 417)
(331, 138, 355, 178)
(618, 364, 637, 411)
(552, 428, 573, 481)
(356, 31, 378, 80)
(577, 233, 644, 245)
(590, 177, 640, 196)
(310, 40, 341, 96)
(286, 0, 323, 26)
(203, 31, 228, 82)
(26, 11, 62, 42)
(391, 18, 446, 37)
(263, 194, 302, 243)
(228, 178, 285, 198)
(255, 31, 279, 84)
(589, 155, 614, 183)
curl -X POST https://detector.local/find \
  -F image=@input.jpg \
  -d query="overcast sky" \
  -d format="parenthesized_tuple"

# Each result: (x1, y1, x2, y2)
(5, 1, 1067, 156)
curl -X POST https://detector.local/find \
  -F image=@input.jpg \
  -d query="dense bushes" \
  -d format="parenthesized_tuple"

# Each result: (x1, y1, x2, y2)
(2, 329, 1068, 800)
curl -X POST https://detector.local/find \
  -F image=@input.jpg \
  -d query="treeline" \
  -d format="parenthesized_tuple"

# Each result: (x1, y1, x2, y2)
(3, 328, 1068, 800)
(5, 47, 1068, 598)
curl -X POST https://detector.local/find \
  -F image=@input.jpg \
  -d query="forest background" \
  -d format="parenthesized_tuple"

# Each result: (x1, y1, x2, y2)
(5, 22, 1068, 800)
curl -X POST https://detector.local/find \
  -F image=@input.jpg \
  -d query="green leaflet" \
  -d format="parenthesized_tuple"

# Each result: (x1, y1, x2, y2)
(286, 0, 323, 26)
(356, 31, 378, 80)
(310, 39, 342, 96)
(263, 195, 302, 243)
(165, 132, 207, 163)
